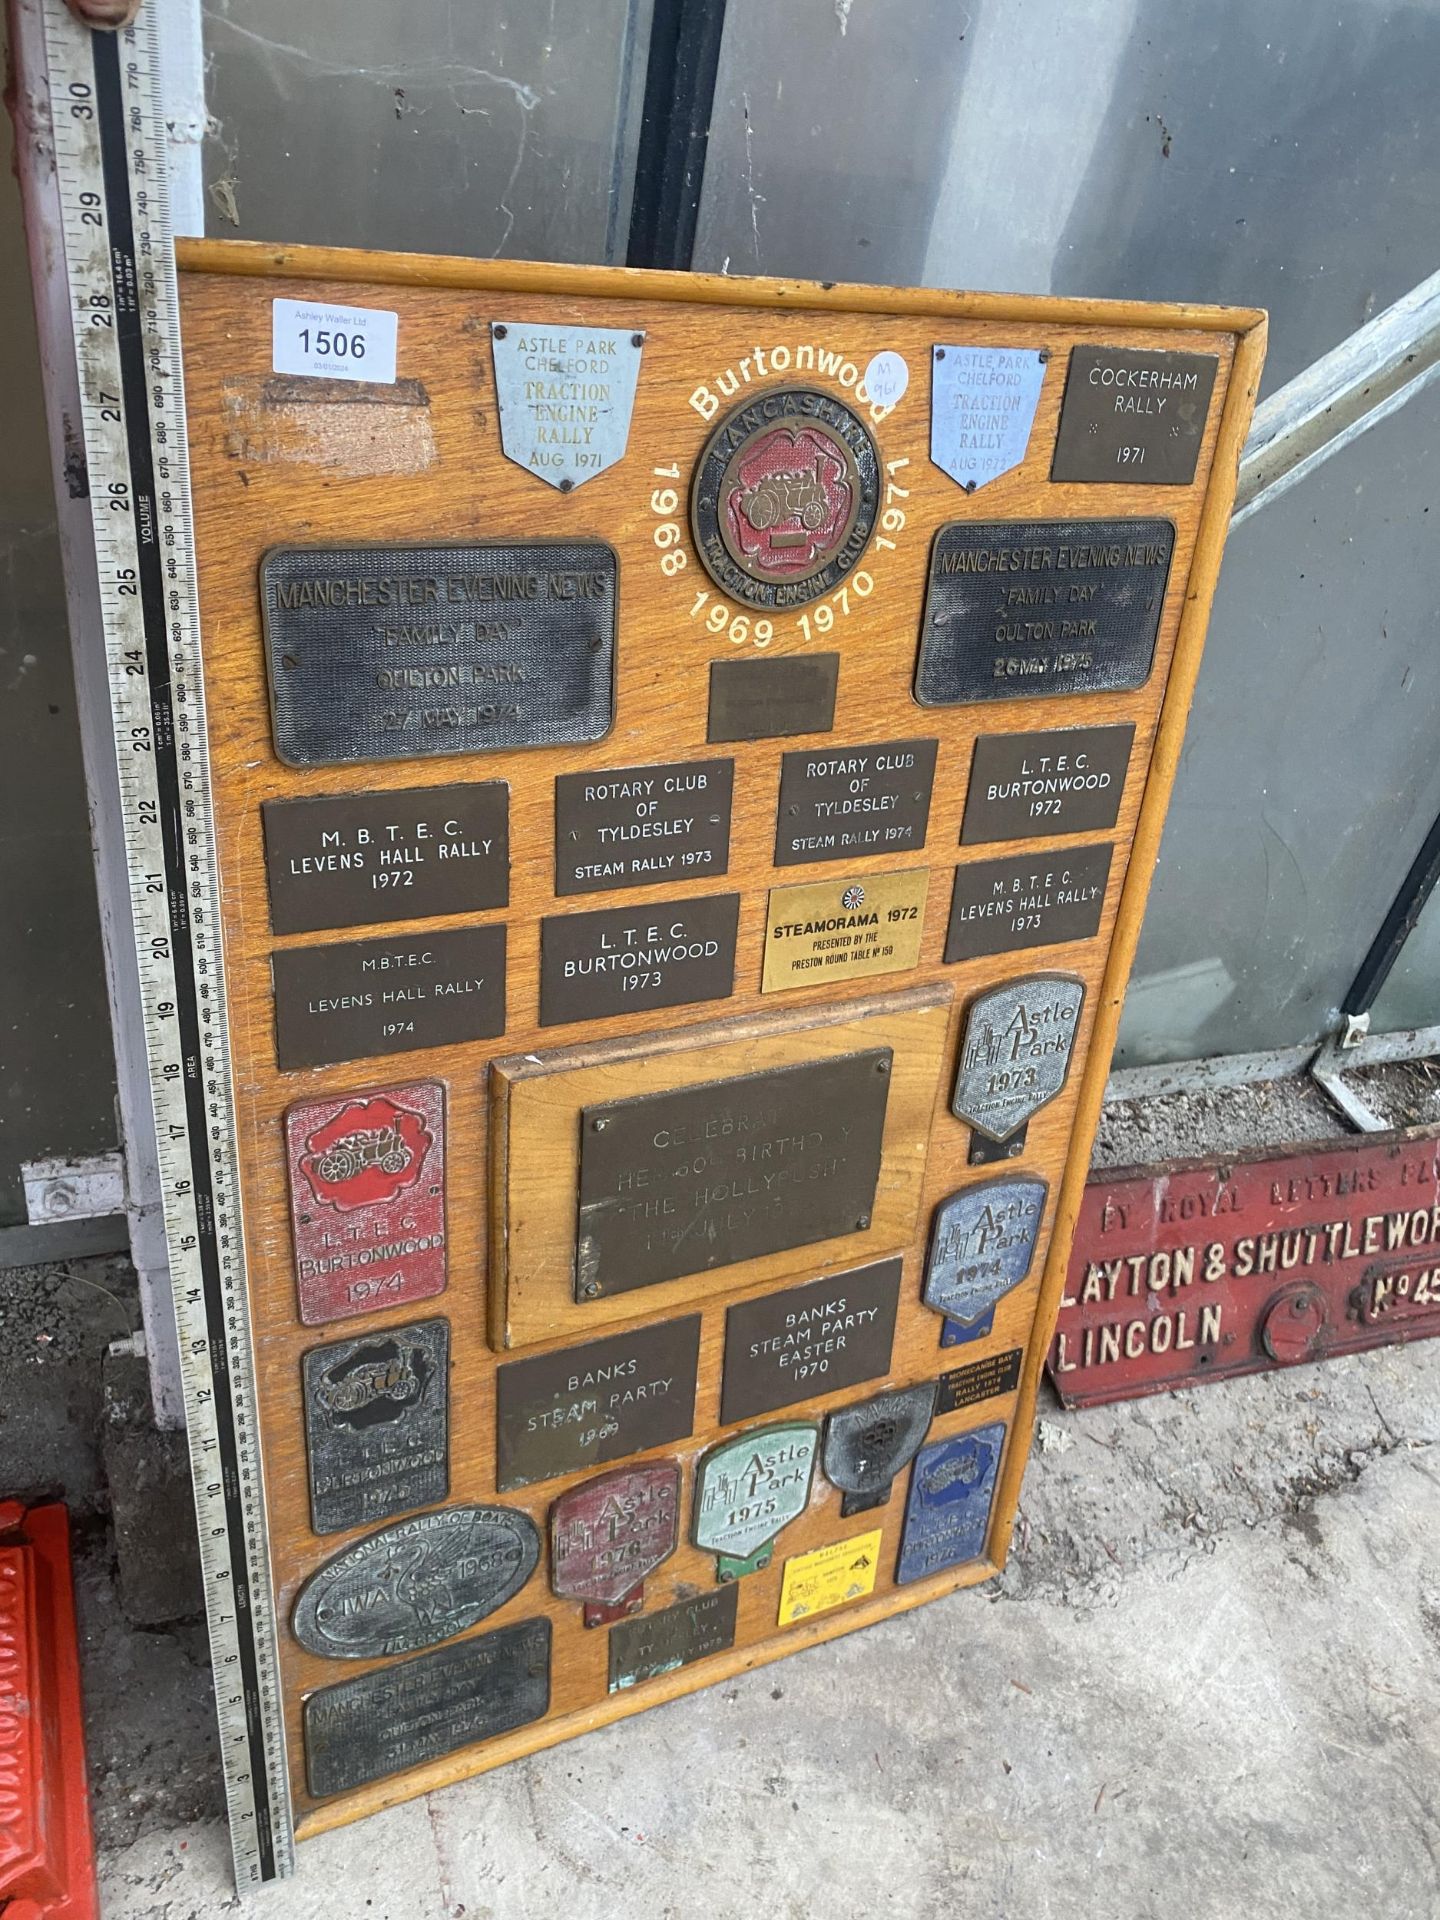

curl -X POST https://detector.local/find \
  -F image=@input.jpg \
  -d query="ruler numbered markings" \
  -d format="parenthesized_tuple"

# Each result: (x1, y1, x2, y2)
(42, 6, 293, 1886)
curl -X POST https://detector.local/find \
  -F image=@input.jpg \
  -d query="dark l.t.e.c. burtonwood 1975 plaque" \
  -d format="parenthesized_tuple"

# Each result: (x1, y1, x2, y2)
(576, 1050, 892, 1300)
(260, 542, 617, 767)
(303, 1617, 551, 1799)
(301, 1318, 449, 1534)
(915, 520, 1174, 705)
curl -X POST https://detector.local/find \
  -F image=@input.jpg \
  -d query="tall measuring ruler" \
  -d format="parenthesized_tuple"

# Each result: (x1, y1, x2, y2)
(30, 3, 295, 1886)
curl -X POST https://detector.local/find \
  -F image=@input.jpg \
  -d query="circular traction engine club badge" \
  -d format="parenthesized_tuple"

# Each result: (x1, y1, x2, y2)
(690, 388, 881, 609)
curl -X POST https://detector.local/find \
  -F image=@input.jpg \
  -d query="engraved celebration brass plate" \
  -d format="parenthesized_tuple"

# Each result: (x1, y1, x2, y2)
(1051, 346, 1218, 486)
(822, 1382, 936, 1516)
(951, 978, 1084, 1141)
(554, 758, 734, 896)
(290, 1503, 541, 1659)
(607, 1587, 738, 1693)
(774, 739, 937, 865)
(707, 655, 839, 742)
(285, 1083, 446, 1326)
(922, 1177, 1047, 1337)
(303, 1618, 551, 1798)
(895, 1424, 1006, 1585)
(693, 1423, 819, 1580)
(761, 870, 928, 993)
(915, 520, 1174, 705)
(490, 321, 643, 490)
(550, 1461, 681, 1626)
(272, 924, 506, 1072)
(944, 845, 1112, 963)
(960, 725, 1134, 844)
(262, 782, 508, 935)
(302, 1318, 449, 1534)
(494, 1317, 701, 1492)
(936, 1347, 1023, 1415)
(539, 894, 739, 1027)
(260, 542, 617, 767)
(929, 345, 1046, 492)
(690, 390, 880, 609)
(719, 1258, 902, 1424)
(576, 1052, 891, 1299)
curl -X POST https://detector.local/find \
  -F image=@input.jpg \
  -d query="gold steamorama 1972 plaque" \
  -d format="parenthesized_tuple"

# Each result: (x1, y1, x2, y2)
(172, 234, 1263, 1842)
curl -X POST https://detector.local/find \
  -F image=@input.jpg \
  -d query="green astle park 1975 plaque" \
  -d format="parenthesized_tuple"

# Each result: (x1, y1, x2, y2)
(260, 542, 617, 768)
(575, 1051, 892, 1300)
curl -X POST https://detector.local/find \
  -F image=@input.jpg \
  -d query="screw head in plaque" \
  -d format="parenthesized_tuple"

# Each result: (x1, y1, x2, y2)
(822, 1382, 937, 1517)
(549, 1461, 681, 1627)
(693, 1423, 819, 1582)
(285, 1082, 447, 1326)
(490, 321, 644, 491)
(922, 1176, 1048, 1346)
(690, 388, 880, 609)
(950, 977, 1085, 1142)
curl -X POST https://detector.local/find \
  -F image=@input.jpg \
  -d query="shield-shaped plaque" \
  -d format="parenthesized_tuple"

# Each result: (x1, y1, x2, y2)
(693, 1423, 819, 1581)
(895, 1423, 1007, 1585)
(923, 1177, 1048, 1345)
(822, 1383, 936, 1517)
(951, 976, 1085, 1142)
(930, 345, 1046, 491)
(291, 1504, 540, 1660)
(491, 321, 644, 491)
(550, 1462, 681, 1627)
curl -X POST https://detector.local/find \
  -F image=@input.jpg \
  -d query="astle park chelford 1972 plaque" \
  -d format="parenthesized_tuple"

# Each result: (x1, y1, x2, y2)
(170, 233, 1262, 1843)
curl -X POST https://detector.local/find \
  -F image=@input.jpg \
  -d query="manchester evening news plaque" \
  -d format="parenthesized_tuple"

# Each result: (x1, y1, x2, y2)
(575, 1052, 891, 1299)
(262, 783, 508, 935)
(960, 725, 1135, 844)
(554, 758, 734, 895)
(915, 520, 1174, 704)
(261, 542, 617, 767)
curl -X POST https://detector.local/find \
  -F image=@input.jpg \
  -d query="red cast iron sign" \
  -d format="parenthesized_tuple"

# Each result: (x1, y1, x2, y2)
(285, 1082, 447, 1326)
(1048, 1127, 1440, 1408)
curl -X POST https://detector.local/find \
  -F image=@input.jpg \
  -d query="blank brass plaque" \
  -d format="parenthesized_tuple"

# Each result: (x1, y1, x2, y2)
(490, 986, 952, 1351)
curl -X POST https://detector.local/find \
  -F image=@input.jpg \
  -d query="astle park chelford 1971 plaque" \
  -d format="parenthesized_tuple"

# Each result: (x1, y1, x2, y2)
(170, 233, 1263, 1842)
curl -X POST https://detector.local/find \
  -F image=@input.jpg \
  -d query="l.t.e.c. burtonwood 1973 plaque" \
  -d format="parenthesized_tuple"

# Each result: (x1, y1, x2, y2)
(172, 234, 1263, 1847)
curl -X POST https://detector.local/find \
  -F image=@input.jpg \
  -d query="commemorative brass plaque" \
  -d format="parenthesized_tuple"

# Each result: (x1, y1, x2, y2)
(302, 1318, 449, 1534)
(576, 1052, 891, 1300)
(936, 1347, 1023, 1415)
(761, 870, 928, 993)
(951, 979, 1084, 1141)
(945, 845, 1112, 963)
(719, 1258, 902, 1424)
(690, 389, 881, 609)
(895, 1424, 1006, 1585)
(554, 758, 734, 896)
(822, 1382, 936, 1516)
(260, 542, 617, 767)
(915, 520, 1174, 705)
(607, 1586, 738, 1693)
(550, 1461, 681, 1626)
(693, 1423, 820, 1580)
(494, 1317, 701, 1492)
(262, 783, 509, 935)
(707, 655, 839, 742)
(304, 1617, 551, 1799)
(1051, 346, 1218, 486)
(539, 894, 739, 1028)
(272, 924, 506, 1071)
(922, 1176, 1048, 1337)
(774, 738, 937, 865)
(960, 725, 1134, 845)
(290, 1504, 541, 1659)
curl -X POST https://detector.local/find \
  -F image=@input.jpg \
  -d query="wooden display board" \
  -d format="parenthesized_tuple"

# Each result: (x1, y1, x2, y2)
(174, 237, 1263, 1838)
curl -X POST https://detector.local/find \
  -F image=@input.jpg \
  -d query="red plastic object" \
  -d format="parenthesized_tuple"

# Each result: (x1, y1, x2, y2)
(1048, 1129, 1440, 1407)
(0, 1501, 97, 1920)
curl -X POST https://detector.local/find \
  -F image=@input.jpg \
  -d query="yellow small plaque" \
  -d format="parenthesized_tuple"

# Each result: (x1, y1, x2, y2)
(778, 1529, 883, 1625)
(761, 869, 928, 993)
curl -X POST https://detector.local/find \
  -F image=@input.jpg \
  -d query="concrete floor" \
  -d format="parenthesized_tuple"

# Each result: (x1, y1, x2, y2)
(94, 1335, 1440, 1920)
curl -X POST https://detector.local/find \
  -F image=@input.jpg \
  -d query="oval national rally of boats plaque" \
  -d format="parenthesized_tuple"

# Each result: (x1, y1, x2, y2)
(261, 542, 617, 767)
(290, 1503, 541, 1659)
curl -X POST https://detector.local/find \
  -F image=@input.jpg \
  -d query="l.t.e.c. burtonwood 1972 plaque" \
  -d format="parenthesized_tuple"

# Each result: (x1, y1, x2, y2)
(173, 234, 1262, 1847)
